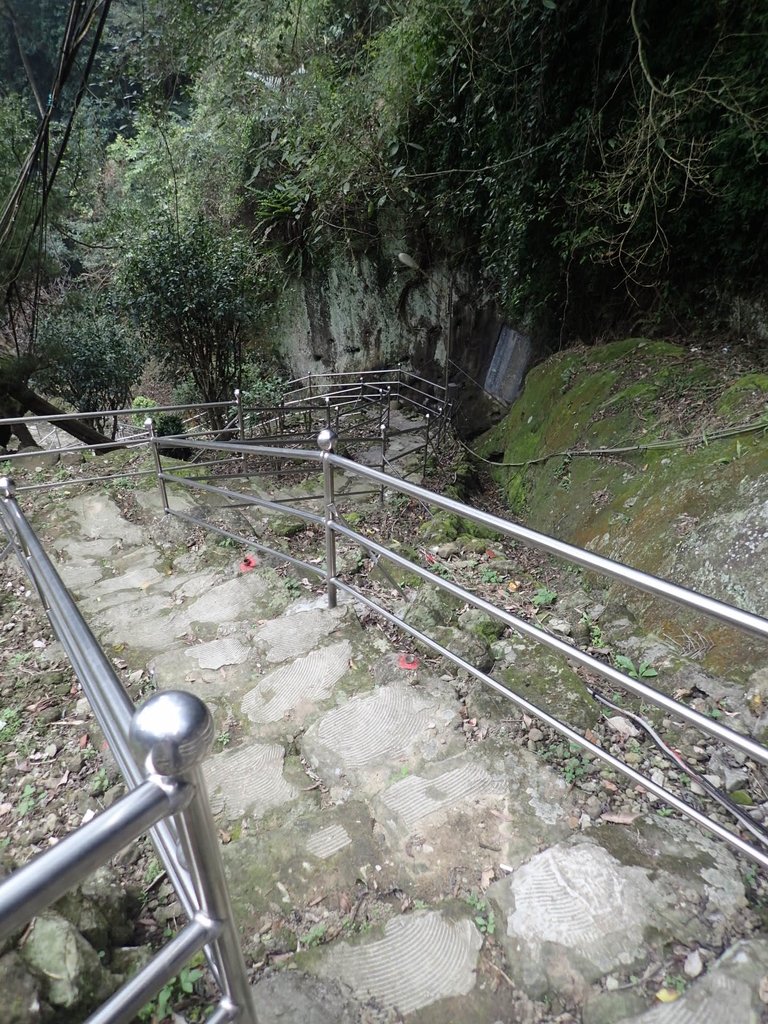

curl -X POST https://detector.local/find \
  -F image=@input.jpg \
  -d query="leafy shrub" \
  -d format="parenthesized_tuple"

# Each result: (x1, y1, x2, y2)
(120, 219, 275, 427)
(33, 290, 145, 434)
(131, 395, 155, 427)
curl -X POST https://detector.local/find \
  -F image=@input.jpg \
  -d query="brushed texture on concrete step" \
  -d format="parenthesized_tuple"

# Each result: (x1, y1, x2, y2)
(242, 641, 352, 724)
(58, 564, 104, 589)
(494, 842, 661, 994)
(89, 566, 164, 596)
(96, 594, 175, 649)
(302, 685, 456, 783)
(174, 576, 269, 629)
(306, 824, 352, 860)
(53, 537, 116, 561)
(319, 911, 481, 1014)
(185, 636, 251, 670)
(204, 741, 298, 818)
(255, 607, 346, 663)
(380, 758, 505, 830)
(68, 494, 145, 544)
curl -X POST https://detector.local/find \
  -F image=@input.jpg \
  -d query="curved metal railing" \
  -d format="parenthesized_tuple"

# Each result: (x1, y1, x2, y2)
(146, 429, 768, 871)
(0, 479, 257, 1024)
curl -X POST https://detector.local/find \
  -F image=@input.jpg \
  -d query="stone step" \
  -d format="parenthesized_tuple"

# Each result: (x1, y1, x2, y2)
(38, 487, 762, 1023)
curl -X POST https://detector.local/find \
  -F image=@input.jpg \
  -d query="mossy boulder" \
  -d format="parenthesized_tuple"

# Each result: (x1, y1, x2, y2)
(433, 625, 494, 673)
(270, 515, 309, 538)
(0, 952, 47, 1024)
(399, 584, 460, 632)
(458, 608, 506, 644)
(19, 913, 118, 1019)
(477, 339, 768, 678)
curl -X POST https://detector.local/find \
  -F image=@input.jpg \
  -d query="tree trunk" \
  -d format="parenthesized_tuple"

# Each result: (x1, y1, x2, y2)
(12, 420, 37, 448)
(9, 385, 125, 453)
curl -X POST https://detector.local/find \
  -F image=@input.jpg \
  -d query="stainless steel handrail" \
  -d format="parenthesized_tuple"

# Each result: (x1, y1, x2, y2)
(145, 431, 768, 869)
(0, 480, 258, 1024)
(0, 399, 232, 428)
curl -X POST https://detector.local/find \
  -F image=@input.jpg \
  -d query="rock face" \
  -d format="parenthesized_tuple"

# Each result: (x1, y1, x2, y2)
(477, 340, 768, 677)
(0, 952, 47, 1024)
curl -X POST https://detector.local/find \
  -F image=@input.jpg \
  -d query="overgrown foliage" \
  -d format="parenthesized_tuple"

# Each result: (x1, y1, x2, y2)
(33, 289, 144, 431)
(3, 0, 767, 368)
(120, 219, 273, 425)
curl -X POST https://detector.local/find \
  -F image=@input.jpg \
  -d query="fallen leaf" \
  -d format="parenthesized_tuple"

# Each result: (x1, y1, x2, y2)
(507, 580, 519, 592)
(600, 812, 639, 825)
(655, 988, 680, 1003)
(759, 975, 768, 1004)
(79, 734, 89, 749)
(480, 867, 495, 890)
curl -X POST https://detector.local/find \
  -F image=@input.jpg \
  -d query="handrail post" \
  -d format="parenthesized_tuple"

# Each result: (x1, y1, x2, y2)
(131, 691, 259, 1024)
(234, 389, 245, 441)
(317, 429, 338, 609)
(325, 395, 331, 429)
(379, 423, 387, 504)
(422, 412, 431, 479)
(145, 418, 170, 514)
(436, 404, 445, 447)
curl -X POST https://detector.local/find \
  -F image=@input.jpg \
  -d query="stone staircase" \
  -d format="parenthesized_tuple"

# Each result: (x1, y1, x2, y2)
(30, 418, 768, 1024)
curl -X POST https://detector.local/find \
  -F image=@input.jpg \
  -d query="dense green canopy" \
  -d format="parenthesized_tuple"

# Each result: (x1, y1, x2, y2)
(1, 0, 766, 383)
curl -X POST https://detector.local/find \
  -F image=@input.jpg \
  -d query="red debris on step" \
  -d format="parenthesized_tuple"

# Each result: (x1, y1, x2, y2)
(239, 554, 258, 573)
(398, 653, 420, 670)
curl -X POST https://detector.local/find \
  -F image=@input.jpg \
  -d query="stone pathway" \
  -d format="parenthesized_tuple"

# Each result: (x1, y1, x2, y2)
(33, 471, 767, 1024)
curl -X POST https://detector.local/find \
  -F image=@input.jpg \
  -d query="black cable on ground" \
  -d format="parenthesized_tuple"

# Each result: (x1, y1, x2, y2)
(586, 685, 768, 851)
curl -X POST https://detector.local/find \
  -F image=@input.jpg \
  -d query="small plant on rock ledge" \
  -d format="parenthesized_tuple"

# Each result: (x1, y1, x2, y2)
(532, 586, 557, 608)
(614, 654, 657, 679)
(465, 891, 496, 936)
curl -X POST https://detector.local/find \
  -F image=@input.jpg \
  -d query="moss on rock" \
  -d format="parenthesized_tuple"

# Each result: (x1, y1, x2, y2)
(476, 339, 768, 677)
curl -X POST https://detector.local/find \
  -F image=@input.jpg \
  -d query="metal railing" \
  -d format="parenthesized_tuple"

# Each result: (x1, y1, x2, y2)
(0, 370, 448, 494)
(0, 478, 257, 1024)
(2, 387, 767, 1019)
(147, 428, 768, 871)
(0, 398, 240, 495)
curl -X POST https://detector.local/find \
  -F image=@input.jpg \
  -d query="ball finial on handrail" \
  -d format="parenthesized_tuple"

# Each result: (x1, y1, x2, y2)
(0, 477, 16, 499)
(317, 428, 337, 452)
(130, 690, 214, 776)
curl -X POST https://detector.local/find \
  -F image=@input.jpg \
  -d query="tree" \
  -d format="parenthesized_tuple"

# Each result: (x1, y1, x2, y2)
(33, 289, 145, 436)
(120, 219, 267, 427)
